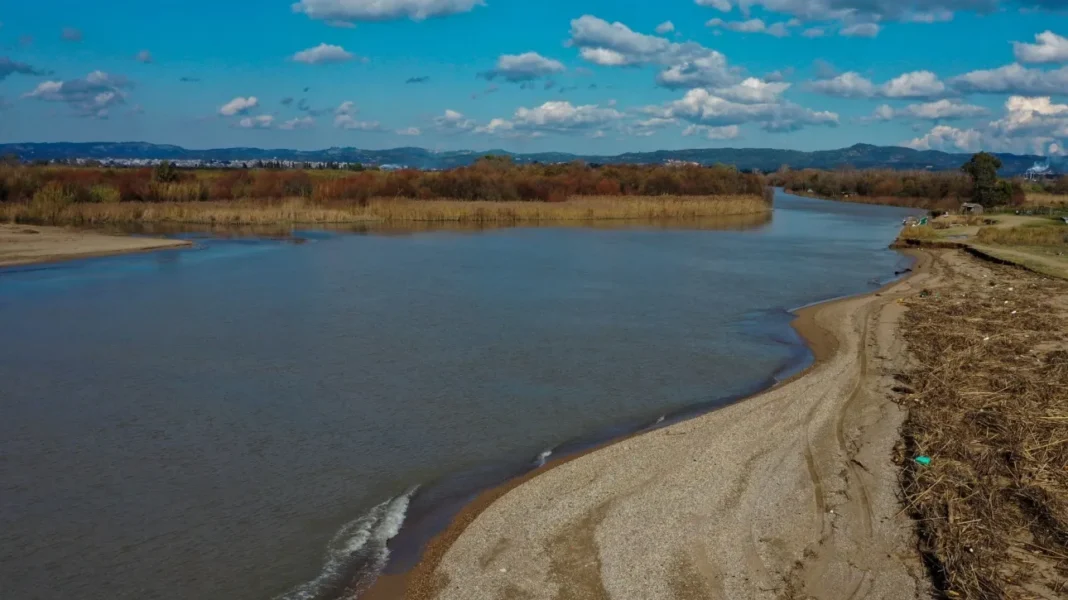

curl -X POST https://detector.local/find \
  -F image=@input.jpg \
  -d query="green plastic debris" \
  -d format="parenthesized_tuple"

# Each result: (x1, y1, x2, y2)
(915, 456, 932, 466)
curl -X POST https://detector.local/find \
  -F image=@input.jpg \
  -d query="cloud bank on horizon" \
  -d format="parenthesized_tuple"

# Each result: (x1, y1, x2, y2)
(2, 0, 1068, 155)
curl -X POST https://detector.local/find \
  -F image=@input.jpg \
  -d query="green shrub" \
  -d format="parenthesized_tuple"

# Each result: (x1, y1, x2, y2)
(88, 185, 122, 203)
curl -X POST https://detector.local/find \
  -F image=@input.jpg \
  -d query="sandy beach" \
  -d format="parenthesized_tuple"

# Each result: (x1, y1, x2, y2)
(370, 251, 937, 600)
(0, 224, 191, 267)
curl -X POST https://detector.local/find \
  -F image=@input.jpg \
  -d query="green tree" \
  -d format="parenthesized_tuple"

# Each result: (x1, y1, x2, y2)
(961, 152, 1003, 207)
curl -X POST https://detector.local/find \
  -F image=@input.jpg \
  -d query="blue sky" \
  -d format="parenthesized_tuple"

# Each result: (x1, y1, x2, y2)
(1, 1, 1067, 155)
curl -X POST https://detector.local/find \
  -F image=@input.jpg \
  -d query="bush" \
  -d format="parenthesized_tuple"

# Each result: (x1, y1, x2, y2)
(88, 185, 122, 203)
(31, 182, 74, 223)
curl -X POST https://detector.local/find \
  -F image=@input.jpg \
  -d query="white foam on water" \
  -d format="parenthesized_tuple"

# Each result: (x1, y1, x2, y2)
(274, 487, 418, 600)
(535, 448, 553, 468)
(655, 415, 666, 424)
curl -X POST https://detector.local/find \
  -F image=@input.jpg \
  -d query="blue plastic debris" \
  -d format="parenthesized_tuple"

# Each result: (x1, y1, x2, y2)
(915, 456, 932, 466)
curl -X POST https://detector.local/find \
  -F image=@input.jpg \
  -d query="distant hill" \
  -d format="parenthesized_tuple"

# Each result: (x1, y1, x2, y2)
(0, 141, 1050, 175)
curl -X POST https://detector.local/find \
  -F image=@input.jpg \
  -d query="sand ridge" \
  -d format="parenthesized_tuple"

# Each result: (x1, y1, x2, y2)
(384, 252, 934, 600)
(0, 224, 190, 267)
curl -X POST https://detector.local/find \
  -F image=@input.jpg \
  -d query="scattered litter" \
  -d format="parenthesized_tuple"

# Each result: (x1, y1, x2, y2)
(1011, 310, 1017, 315)
(983, 336, 990, 342)
(500, 568, 508, 573)
(915, 456, 932, 466)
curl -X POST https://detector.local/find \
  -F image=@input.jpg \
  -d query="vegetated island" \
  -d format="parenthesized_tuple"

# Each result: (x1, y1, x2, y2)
(0, 157, 771, 226)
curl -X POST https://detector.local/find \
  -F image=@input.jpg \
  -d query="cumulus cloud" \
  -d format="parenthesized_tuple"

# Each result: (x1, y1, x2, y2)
(809, 70, 947, 99)
(396, 126, 422, 135)
(334, 114, 384, 130)
(802, 27, 826, 37)
(706, 17, 791, 37)
(480, 52, 565, 83)
(696, 0, 733, 10)
(0, 57, 49, 81)
(219, 96, 259, 116)
(293, 0, 484, 23)
(648, 87, 838, 133)
(712, 77, 791, 103)
(61, 27, 82, 42)
(279, 116, 315, 130)
(839, 23, 880, 37)
(682, 124, 741, 140)
(989, 96, 1068, 137)
(808, 72, 876, 98)
(136, 50, 153, 64)
(869, 100, 987, 121)
(23, 71, 129, 118)
(1014, 31, 1068, 64)
(656, 21, 676, 34)
(434, 109, 476, 133)
(568, 14, 743, 90)
(881, 70, 946, 98)
(292, 43, 357, 64)
(949, 63, 1068, 95)
(904, 125, 982, 152)
(477, 101, 624, 136)
(237, 115, 275, 129)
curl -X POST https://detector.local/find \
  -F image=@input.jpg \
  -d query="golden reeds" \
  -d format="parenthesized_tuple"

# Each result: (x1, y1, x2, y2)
(0, 195, 770, 226)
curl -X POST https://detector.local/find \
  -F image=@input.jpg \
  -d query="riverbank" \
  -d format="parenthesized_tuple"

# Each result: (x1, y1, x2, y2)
(0, 223, 191, 267)
(364, 251, 933, 600)
(0, 195, 769, 226)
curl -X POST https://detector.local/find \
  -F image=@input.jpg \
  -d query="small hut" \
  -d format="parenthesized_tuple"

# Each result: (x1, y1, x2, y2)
(961, 202, 984, 215)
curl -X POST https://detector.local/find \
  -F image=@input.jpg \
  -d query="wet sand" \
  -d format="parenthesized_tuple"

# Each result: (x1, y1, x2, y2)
(369, 251, 933, 600)
(0, 224, 190, 267)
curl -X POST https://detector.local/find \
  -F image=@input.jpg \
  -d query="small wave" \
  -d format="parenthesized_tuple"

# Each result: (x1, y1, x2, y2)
(534, 448, 554, 468)
(274, 487, 417, 600)
(655, 415, 666, 425)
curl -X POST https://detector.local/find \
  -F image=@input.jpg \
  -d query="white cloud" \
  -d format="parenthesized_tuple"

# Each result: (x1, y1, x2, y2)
(704, 1, 1003, 26)
(905, 99, 987, 120)
(219, 96, 259, 116)
(868, 100, 987, 121)
(904, 125, 982, 152)
(473, 101, 624, 137)
(712, 77, 790, 103)
(335, 100, 357, 115)
(682, 124, 741, 139)
(1013, 30, 1068, 64)
(480, 52, 565, 82)
(396, 126, 422, 135)
(989, 95, 1068, 137)
(334, 114, 384, 130)
(950, 63, 1068, 95)
(801, 27, 826, 37)
(23, 71, 129, 118)
(706, 17, 792, 37)
(136, 50, 153, 64)
(656, 21, 675, 34)
(293, 0, 484, 23)
(808, 72, 876, 98)
(881, 70, 946, 98)
(292, 43, 356, 64)
(839, 23, 880, 38)
(569, 15, 741, 90)
(629, 117, 678, 136)
(237, 115, 275, 129)
(434, 109, 476, 133)
(279, 116, 315, 130)
(809, 70, 947, 99)
(650, 87, 838, 133)
(696, 0, 733, 10)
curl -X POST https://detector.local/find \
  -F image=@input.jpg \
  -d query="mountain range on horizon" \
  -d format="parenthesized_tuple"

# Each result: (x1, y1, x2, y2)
(0, 141, 1056, 176)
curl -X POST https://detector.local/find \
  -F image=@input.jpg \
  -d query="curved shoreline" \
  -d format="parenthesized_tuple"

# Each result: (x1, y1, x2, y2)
(0, 224, 191, 268)
(364, 249, 928, 600)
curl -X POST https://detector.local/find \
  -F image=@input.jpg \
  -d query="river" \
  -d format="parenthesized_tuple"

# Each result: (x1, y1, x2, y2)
(0, 191, 917, 600)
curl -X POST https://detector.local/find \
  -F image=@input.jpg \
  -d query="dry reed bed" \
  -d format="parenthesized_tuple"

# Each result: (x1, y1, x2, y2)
(1024, 194, 1068, 208)
(0, 195, 769, 225)
(976, 224, 1068, 247)
(897, 256, 1068, 598)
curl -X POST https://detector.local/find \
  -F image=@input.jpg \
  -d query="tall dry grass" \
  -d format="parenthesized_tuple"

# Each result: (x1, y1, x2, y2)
(1024, 193, 1068, 208)
(975, 223, 1068, 246)
(0, 195, 770, 226)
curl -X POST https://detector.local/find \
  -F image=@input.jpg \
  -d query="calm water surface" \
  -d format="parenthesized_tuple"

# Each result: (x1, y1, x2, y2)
(0, 192, 917, 600)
